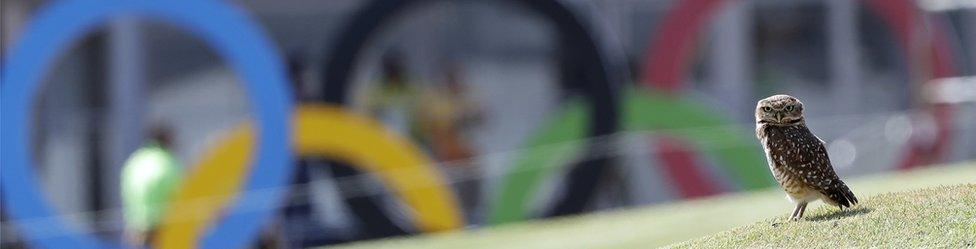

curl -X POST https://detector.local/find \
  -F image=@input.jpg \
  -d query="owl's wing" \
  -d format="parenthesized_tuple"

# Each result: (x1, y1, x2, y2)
(775, 131, 858, 208)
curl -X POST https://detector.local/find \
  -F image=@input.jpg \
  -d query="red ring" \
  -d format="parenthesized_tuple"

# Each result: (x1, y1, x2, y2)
(640, 0, 958, 171)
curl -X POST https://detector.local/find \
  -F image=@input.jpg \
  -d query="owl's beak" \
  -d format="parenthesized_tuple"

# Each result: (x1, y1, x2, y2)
(776, 113, 783, 123)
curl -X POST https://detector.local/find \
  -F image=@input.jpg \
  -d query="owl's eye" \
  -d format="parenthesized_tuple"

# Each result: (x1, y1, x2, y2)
(762, 107, 772, 112)
(785, 105, 795, 111)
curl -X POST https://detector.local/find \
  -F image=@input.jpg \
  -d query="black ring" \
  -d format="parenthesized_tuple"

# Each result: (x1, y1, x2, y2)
(320, 0, 620, 219)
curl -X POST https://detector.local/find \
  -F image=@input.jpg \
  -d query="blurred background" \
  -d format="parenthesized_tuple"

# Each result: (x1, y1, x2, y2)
(2, 0, 975, 248)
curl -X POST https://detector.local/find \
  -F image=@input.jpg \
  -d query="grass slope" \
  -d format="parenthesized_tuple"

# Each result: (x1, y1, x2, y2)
(334, 162, 976, 249)
(671, 184, 976, 248)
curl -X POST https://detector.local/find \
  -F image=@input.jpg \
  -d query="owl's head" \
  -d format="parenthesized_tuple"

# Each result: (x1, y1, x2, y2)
(756, 94, 805, 126)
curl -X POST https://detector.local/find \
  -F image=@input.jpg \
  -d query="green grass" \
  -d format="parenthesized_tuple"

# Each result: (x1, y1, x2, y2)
(671, 184, 976, 248)
(333, 162, 976, 249)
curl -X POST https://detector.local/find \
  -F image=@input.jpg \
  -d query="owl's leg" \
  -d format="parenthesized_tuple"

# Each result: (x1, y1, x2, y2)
(796, 202, 808, 220)
(789, 202, 808, 221)
(789, 204, 802, 221)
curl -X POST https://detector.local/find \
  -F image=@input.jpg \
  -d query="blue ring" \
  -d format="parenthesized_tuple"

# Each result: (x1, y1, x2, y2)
(0, 0, 294, 248)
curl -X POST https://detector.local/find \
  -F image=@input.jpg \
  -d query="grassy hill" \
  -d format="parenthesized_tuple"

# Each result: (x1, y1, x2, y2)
(671, 184, 976, 248)
(334, 162, 976, 249)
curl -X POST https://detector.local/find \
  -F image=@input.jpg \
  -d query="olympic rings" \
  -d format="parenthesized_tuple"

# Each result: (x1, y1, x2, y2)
(4, 0, 959, 247)
(0, 0, 293, 248)
(157, 104, 462, 248)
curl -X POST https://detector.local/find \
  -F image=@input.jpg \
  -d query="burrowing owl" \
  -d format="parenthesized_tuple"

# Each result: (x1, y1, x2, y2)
(755, 94, 858, 220)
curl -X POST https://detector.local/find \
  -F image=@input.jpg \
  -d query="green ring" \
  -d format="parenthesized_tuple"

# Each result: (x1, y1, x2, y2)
(488, 88, 773, 224)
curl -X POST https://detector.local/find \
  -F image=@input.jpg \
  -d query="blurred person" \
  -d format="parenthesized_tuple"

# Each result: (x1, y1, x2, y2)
(365, 50, 426, 143)
(419, 63, 485, 222)
(120, 124, 182, 246)
(422, 64, 484, 161)
(361, 51, 433, 236)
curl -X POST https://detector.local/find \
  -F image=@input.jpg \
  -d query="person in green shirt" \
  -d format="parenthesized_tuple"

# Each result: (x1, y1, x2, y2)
(120, 125, 182, 246)
(365, 51, 426, 144)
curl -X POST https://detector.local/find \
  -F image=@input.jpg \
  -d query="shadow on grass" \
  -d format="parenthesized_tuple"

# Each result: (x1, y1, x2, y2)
(806, 207, 872, 222)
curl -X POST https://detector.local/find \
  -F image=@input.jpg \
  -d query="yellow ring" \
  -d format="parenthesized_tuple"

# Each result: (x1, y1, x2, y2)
(157, 104, 462, 248)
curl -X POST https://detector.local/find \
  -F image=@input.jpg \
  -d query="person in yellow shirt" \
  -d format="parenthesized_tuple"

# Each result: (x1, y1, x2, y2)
(420, 64, 485, 223)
